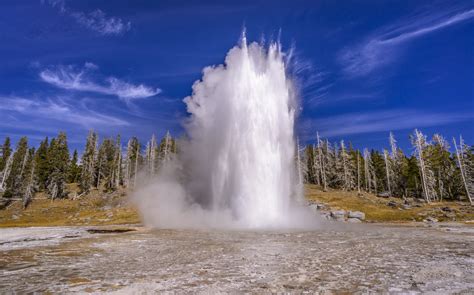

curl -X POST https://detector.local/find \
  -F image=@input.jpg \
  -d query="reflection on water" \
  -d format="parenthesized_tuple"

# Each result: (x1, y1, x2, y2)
(0, 224, 473, 293)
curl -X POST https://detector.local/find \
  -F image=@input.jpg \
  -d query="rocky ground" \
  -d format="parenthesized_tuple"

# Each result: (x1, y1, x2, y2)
(0, 224, 473, 293)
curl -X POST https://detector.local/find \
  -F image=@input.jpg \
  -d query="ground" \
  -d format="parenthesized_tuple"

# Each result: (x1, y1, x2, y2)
(1, 185, 474, 293)
(0, 184, 473, 227)
(0, 225, 473, 293)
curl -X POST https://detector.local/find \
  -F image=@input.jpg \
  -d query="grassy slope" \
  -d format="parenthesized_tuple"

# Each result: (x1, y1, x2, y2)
(306, 184, 474, 223)
(0, 184, 140, 228)
(1, 184, 473, 227)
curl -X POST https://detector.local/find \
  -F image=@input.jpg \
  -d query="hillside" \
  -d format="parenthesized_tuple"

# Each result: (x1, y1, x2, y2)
(1, 184, 473, 227)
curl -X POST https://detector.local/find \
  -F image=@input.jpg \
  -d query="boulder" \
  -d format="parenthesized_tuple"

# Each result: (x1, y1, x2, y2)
(387, 201, 398, 208)
(347, 218, 362, 223)
(377, 191, 391, 198)
(330, 210, 346, 221)
(441, 207, 452, 212)
(423, 217, 438, 224)
(348, 211, 365, 220)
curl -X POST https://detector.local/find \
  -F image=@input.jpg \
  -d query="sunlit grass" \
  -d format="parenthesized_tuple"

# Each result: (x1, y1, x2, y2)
(305, 184, 474, 223)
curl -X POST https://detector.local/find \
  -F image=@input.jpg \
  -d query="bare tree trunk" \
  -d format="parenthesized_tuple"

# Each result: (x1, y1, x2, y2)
(384, 149, 391, 196)
(134, 142, 139, 188)
(453, 137, 473, 205)
(357, 152, 361, 194)
(317, 132, 327, 191)
(0, 155, 13, 191)
(415, 130, 431, 203)
(296, 138, 303, 186)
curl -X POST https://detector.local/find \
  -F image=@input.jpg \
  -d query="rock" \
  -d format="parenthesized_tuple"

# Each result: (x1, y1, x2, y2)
(11, 214, 19, 220)
(347, 218, 362, 223)
(423, 217, 438, 224)
(441, 207, 452, 212)
(330, 210, 346, 217)
(330, 210, 346, 221)
(387, 201, 398, 208)
(377, 191, 391, 198)
(348, 211, 365, 220)
(402, 204, 412, 210)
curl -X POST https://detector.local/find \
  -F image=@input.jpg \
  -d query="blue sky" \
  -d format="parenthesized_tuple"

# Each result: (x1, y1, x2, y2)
(0, 0, 473, 153)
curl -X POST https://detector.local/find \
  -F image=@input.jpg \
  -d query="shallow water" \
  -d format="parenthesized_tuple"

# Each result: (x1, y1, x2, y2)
(0, 224, 473, 293)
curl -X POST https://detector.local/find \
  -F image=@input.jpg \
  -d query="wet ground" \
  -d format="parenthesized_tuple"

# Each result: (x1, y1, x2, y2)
(0, 223, 473, 293)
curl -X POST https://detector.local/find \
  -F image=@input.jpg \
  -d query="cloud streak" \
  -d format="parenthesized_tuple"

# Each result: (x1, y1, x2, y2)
(0, 95, 129, 128)
(339, 7, 474, 78)
(44, 0, 131, 35)
(71, 9, 131, 35)
(39, 63, 161, 102)
(300, 109, 473, 139)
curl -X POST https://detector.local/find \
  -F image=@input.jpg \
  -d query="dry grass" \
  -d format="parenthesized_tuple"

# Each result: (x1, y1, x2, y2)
(1, 184, 473, 227)
(0, 186, 140, 228)
(305, 184, 474, 223)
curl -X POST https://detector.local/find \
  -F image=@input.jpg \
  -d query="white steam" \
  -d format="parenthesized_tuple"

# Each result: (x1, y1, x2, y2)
(134, 35, 318, 229)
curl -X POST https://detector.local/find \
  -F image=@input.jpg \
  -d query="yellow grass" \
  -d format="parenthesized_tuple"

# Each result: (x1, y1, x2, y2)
(0, 186, 140, 228)
(1, 183, 473, 227)
(305, 184, 474, 223)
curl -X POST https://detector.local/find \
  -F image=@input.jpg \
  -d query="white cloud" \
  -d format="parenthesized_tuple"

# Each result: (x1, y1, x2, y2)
(300, 109, 473, 139)
(339, 8, 474, 78)
(0, 95, 129, 127)
(39, 63, 161, 102)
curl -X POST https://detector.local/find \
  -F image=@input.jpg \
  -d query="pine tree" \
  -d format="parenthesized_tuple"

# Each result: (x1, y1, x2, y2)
(4, 137, 29, 198)
(96, 138, 116, 190)
(68, 150, 81, 183)
(338, 140, 354, 191)
(145, 134, 158, 177)
(111, 135, 122, 190)
(363, 148, 377, 193)
(304, 144, 316, 184)
(46, 132, 69, 199)
(34, 137, 50, 190)
(324, 140, 338, 188)
(124, 137, 141, 188)
(22, 148, 36, 208)
(0, 137, 12, 172)
(371, 150, 386, 193)
(80, 130, 98, 193)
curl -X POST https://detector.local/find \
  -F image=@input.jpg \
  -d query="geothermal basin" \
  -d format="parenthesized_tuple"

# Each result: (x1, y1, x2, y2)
(1, 224, 473, 293)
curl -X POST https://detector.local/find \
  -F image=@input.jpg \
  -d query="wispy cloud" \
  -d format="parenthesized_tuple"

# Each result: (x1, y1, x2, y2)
(70, 10, 131, 35)
(39, 63, 161, 103)
(339, 7, 474, 78)
(44, 0, 131, 35)
(0, 95, 129, 127)
(300, 109, 473, 139)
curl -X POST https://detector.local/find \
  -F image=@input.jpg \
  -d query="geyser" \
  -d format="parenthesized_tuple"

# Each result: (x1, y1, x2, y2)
(135, 34, 316, 229)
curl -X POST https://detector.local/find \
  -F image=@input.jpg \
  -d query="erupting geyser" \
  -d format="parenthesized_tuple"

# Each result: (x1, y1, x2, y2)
(135, 34, 315, 229)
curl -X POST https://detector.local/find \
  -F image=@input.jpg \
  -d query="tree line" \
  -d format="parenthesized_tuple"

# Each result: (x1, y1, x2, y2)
(1, 128, 472, 209)
(299, 130, 473, 204)
(0, 131, 177, 208)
